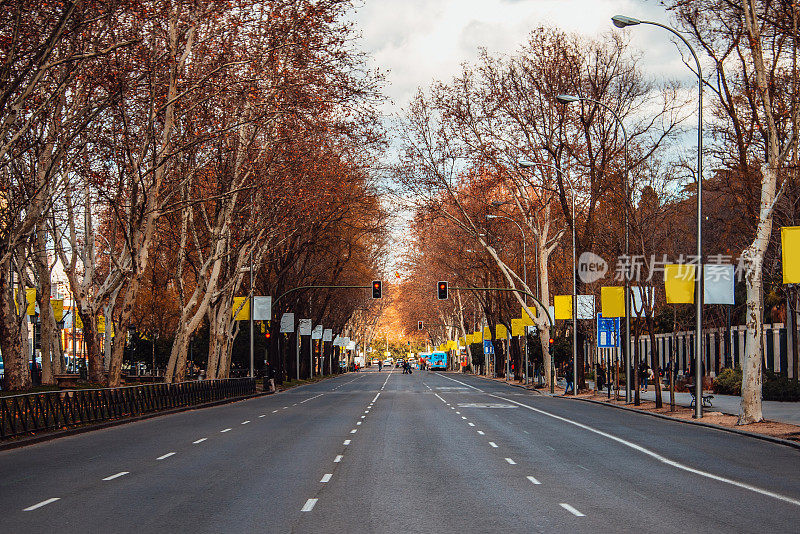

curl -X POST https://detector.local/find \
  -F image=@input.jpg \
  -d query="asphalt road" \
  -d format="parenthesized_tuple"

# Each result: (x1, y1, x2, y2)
(2, 369, 799, 533)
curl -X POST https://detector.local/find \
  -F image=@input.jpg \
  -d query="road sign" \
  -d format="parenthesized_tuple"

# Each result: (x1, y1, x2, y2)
(299, 319, 312, 336)
(253, 296, 272, 321)
(483, 339, 494, 355)
(597, 312, 619, 348)
(280, 313, 294, 333)
(323, 328, 332, 342)
(312, 324, 323, 339)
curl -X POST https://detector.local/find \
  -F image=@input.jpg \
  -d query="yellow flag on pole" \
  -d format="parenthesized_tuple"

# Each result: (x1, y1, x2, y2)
(664, 264, 696, 304)
(233, 297, 250, 321)
(511, 318, 524, 337)
(495, 324, 508, 339)
(465, 334, 473, 345)
(521, 306, 536, 326)
(554, 295, 573, 320)
(483, 326, 492, 340)
(473, 330, 483, 342)
(601, 287, 626, 318)
(781, 226, 800, 283)
(51, 299, 64, 322)
(25, 288, 36, 315)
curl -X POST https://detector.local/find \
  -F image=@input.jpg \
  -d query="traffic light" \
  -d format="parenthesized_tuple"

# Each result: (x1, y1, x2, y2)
(417, 320, 423, 330)
(372, 280, 382, 299)
(265, 331, 272, 340)
(437, 281, 448, 300)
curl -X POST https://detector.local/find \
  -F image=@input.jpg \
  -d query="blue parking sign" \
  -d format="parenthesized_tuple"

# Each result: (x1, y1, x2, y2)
(597, 313, 619, 348)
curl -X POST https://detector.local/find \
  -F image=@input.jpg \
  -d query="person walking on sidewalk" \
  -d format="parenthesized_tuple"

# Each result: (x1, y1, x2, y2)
(563, 362, 574, 395)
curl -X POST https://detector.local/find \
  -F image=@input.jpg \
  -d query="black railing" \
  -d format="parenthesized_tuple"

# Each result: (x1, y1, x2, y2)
(0, 378, 256, 441)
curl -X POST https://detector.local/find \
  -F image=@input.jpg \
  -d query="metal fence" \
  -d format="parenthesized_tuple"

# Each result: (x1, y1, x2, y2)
(0, 378, 256, 441)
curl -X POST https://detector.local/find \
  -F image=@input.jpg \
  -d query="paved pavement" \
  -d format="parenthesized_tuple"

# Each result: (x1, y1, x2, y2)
(640, 390, 800, 425)
(1, 369, 799, 533)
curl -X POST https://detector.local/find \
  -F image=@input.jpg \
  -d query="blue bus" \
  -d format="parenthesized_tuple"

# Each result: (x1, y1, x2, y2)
(428, 351, 447, 370)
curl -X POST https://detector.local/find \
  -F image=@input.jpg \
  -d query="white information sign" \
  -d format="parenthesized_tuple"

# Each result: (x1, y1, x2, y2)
(323, 329, 333, 342)
(312, 324, 323, 339)
(346, 340, 356, 350)
(298, 319, 312, 336)
(576, 295, 595, 320)
(280, 313, 294, 333)
(704, 264, 735, 305)
(253, 296, 272, 321)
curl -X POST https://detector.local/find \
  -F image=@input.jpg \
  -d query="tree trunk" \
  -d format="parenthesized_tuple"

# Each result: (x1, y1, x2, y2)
(0, 268, 31, 390)
(34, 224, 57, 385)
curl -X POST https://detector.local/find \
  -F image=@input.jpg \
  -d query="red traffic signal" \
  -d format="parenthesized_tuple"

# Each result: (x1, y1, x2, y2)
(549, 338, 554, 344)
(265, 331, 272, 340)
(372, 280, 382, 299)
(417, 320, 423, 330)
(437, 281, 448, 300)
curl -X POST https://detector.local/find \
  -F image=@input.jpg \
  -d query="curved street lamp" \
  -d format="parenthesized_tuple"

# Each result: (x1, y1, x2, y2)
(612, 14, 704, 418)
(553, 95, 633, 404)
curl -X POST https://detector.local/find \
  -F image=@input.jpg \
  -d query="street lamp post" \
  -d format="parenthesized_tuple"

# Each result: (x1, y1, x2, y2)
(486, 214, 527, 385)
(518, 160, 577, 396)
(555, 94, 632, 403)
(611, 14, 704, 417)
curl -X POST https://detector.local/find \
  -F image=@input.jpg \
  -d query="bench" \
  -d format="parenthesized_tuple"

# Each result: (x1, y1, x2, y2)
(687, 384, 713, 408)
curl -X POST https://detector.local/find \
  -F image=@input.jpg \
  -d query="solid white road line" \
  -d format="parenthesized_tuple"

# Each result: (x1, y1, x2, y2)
(241, 420, 250, 425)
(156, 452, 176, 460)
(560, 503, 585, 517)
(477, 431, 485, 435)
(102, 472, 129, 481)
(24, 498, 60, 511)
(220, 428, 231, 433)
(343, 440, 351, 445)
(300, 393, 324, 404)
(372, 393, 381, 403)
(320, 474, 332, 483)
(193, 438, 207, 444)
(527, 476, 541, 485)
(505, 458, 516, 465)
(488, 392, 800, 508)
(435, 372, 484, 392)
(468, 422, 475, 427)
(489, 442, 498, 448)
(301, 498, 318, 512)
(334, 455, 343, 463)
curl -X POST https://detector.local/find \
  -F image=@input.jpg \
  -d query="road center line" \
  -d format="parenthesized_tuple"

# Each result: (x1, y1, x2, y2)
(372, 392, 381, 403)
(300, 393, 324, 404)
(560, 503, 585, 517)
(489, 442, 498, 448)
(477, 431, 485, 435)
(320, 473, 332, 483)
(343, 440, 351, 445)
(301, 498, 318, 512)
(505, 458, 516, 465)
(488, 392, 800, 508)
(350, 429, 358, 433)
(23, 498, 60, 511)
(156, 452, 176, 460)
(468, 422, 475, 426)
(193, 438, 207, 444)
(334, 455, 343, 462)
(434, 393, 447, 403)
(527, 476, 541, 485)
(259, 415, 266, 418)
(435, 372, 484, 392)
(102, 471, 129, 481)
(220, 428, 231, 433)
(241, 420, 250, 425)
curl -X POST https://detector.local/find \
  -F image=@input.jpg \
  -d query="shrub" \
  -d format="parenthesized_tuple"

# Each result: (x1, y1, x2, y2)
(762, 370, 800, 402)
(713, 367, 742, 395)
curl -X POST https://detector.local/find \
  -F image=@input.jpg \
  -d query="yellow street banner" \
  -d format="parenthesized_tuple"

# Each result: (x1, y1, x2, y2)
(15, 289, 37, 315)
(483, 326, 492, 340)
(521, 306, 536, 326)
(51, 299, 64, 322)
(465, 334, 473, 345)
(495, 324, 508, 339)
(554, 295, 573, 320)
(473, 330, 483, 342)
(459, 337, 465, 346)
(664, 264, 696, 304)
(98, 315, 105, 333)
(75, 312, 83, 330)
(782, 226, 800, 283)
(511, 318, 524, 337)
(447, 340, 457, 350)
(601, 286, 625, 318)
(233, 296, 250, 321)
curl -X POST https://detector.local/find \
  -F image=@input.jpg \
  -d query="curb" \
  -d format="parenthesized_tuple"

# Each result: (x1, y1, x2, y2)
(0, 373, 342, 451)
(556, 394, 800, 452)
(467, 374, 545, 395)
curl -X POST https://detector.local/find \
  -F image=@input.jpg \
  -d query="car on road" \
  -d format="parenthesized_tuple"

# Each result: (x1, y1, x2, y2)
(371, 359, 379, 365)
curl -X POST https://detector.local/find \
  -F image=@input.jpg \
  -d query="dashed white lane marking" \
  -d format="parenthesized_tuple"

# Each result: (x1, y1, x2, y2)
(360, 415, 366, 419)
(434, 393, 447, 403)
(292, 403, 298, 406)
(560, 503, 585, 517)
(461, 416, 467, 420)
(283, 406, 288, 409)
(523, 430, 529, 434)
(343, 440, 351, 445)
(334, 455, 343, 463)
(450, 407, 455, 410)
(24, 498, 60, 511)
(455, 411, 461, 414)
(102, 472, 129, 481)
(527, 476, 541, 485)
(578, 465, 588, 471)
(546, 446, 555, 451)
(356, 422, 362, 425)
(364, 411, 369, 414)
(157, 452, 176, 460)
(488, 392, 800, 508)
(259, 415, 266, 418)
(468, 422, 475, 427)
(220, 428, 231, 433)
(350, 429, 358, 434)
(300, 393, 324, 404)
(489, 442, 498, 448)
(477, 431, 485, 435)
(320, 474, 332, 483)
(193, 438, 207, 444)
(241, 420, 250, 425)
(505, 458, 516, 465)
(301, 498, 318, 512)
(272, 410, 279, 413)
(372, 393, 381, 402)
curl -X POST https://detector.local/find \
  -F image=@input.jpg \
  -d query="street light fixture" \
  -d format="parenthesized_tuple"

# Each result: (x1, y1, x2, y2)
(518, 160, 577, 396)
(612, 14, 704, 418)
(554, 95, 632, 404)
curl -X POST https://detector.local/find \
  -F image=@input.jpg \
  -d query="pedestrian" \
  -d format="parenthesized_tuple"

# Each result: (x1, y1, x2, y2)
(378, 360, 382, 372)
(647, 366, 654, 391)
(563, 362, 574, 395)
(595, 362, 604, 392)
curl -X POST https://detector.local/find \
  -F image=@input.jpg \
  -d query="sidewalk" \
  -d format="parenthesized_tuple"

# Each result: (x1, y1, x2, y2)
(640, 390, 800, 425)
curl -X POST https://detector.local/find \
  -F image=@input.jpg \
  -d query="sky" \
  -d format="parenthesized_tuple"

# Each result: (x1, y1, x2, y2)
(351, 0, 690, 119)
